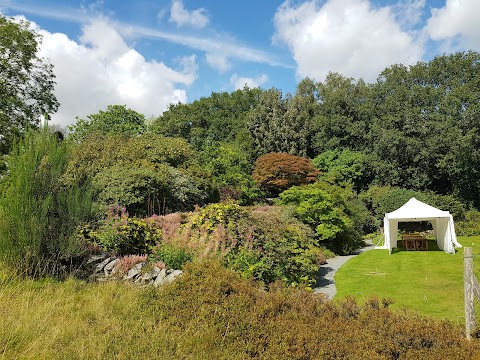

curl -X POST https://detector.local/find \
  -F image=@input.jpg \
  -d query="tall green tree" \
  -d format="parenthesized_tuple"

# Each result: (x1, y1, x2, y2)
(151, 87, 262, 151)
(248, 79, 319, 158)
(0, 16, 59, 162)
(68, 105, 146, 142)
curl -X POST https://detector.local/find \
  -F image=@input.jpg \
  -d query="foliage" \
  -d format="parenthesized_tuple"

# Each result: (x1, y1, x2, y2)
(179, 203, 322, 286)
(188, 201, 248, 234)
(245, 206, 322, 286)
(78, 205, 161, 256)
(252, 152, 320, 196)
(0, 261, 478, 359)
(0, 16, 59, 162)
(199, 142, 262, 203)
(140, 259, 479, 359)
(248, 79, 319, 158)
(68, 105, 146, 142)
(456, 210, 480, 236)
(313, 148, 373, 191)
(279, 181, 372, 254)
(152, 87, 262, 151)
(311, 72, 371, 155)
(0, 127, 92, 276)
(149, 243, 193, 270)
(61, 133, 211, 216)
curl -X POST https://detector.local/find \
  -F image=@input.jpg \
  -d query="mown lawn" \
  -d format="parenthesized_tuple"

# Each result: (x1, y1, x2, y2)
(334, 236, 480, 322)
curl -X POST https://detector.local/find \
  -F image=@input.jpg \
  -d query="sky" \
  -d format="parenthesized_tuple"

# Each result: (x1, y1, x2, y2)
(1, 0, 479, 128)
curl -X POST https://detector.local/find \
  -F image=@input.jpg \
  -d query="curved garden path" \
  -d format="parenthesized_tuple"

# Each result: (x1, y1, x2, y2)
(313, 240, 376, 300)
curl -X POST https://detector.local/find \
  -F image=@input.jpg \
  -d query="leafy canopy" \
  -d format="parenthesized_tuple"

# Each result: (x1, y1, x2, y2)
(252, 152, 319, 196)
(0, 16, 58, 160)
(68, 105, 146, 142)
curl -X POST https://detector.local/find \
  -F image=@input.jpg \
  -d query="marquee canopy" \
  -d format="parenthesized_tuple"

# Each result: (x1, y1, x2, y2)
(383, 198, 461, 254)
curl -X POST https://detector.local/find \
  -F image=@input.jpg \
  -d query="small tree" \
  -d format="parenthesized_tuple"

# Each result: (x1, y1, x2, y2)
(252, 152, 319, 195)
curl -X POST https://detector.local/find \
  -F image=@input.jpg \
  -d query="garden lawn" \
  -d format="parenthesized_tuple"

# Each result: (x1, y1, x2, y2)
(334, 236, 480, 323)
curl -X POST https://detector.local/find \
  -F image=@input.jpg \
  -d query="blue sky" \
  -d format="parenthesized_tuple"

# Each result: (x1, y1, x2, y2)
(1, 0, 479, 127)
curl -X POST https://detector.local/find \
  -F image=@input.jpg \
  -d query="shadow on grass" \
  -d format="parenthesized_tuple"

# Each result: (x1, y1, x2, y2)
(391, 239, 442, 254)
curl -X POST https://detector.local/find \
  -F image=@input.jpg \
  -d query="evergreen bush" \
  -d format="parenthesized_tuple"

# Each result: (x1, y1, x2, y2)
(0, 127, 93, 276)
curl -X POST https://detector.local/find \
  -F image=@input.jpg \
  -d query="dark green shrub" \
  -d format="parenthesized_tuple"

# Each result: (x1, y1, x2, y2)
(456, 209, 480, 236)
(81, 205, 162, 255)
(313, 149, 373, 191)
(0, 127, 93, 276)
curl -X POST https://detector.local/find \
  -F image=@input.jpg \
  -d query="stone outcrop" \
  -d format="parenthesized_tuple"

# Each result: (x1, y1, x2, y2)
(85, 254, 183, 287)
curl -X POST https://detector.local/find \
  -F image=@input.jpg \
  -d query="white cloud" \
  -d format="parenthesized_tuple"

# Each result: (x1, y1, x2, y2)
(205, 53, 231, 73)
(169, 0, 209, 29)
(427, 0, 480, 51)
(2, 3, 289, 69)
(33, 19, 197, 127)
(273, 0, 424, 82)
(229, 73, 268, 90)
(392, 0, 426, 29)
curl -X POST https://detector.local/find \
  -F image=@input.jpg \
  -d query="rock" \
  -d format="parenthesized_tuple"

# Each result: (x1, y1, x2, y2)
(86, 254, 107, 265)
(153, 269, 167, 287)
(104, 259, 119, 275)
(163, 270, 183, 285)
(94, 257, 112, 273)
(123, 262, 144, 281)
(152, 266, 161, 277)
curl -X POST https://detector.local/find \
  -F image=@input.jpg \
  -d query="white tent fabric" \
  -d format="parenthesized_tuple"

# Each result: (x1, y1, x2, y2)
(383, 197, 461, 254)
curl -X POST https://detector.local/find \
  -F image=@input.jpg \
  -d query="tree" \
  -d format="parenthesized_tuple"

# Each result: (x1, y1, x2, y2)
(312, 149, 373, 191)
(68, 105, 146, 142)
(252, 152, 319, 196)
(248, 79, 319, 158)
(151, 87, 262, 151)
(61, 133, 213, 216)
(0, 16, 59, 161)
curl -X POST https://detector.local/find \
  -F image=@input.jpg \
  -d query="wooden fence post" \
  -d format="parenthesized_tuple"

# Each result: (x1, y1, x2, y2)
(464, 247, 476, 340)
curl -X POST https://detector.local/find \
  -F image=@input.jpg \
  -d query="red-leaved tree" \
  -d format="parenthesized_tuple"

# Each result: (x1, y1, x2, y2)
(252, 152, 320, 195)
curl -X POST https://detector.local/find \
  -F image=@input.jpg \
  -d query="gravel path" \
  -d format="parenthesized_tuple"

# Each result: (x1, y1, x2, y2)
(313, 240, 376, 299)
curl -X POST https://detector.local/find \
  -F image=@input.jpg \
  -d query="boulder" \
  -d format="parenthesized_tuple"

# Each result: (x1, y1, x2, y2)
(153, 269, 167, 287)
(163, 270, 183, 285)
(94, 257, 112, 274)
(123, 262, 144, 281)
(104, 259, 119, 276)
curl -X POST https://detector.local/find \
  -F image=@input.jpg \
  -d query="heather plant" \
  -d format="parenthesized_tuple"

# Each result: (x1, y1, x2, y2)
(0, 127, 93, 277)
(180, 203, 323, 286)
(139, 259, 480, 359)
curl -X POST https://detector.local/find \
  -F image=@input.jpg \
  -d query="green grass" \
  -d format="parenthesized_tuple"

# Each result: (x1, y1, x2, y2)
(335, 236, 480, 322)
